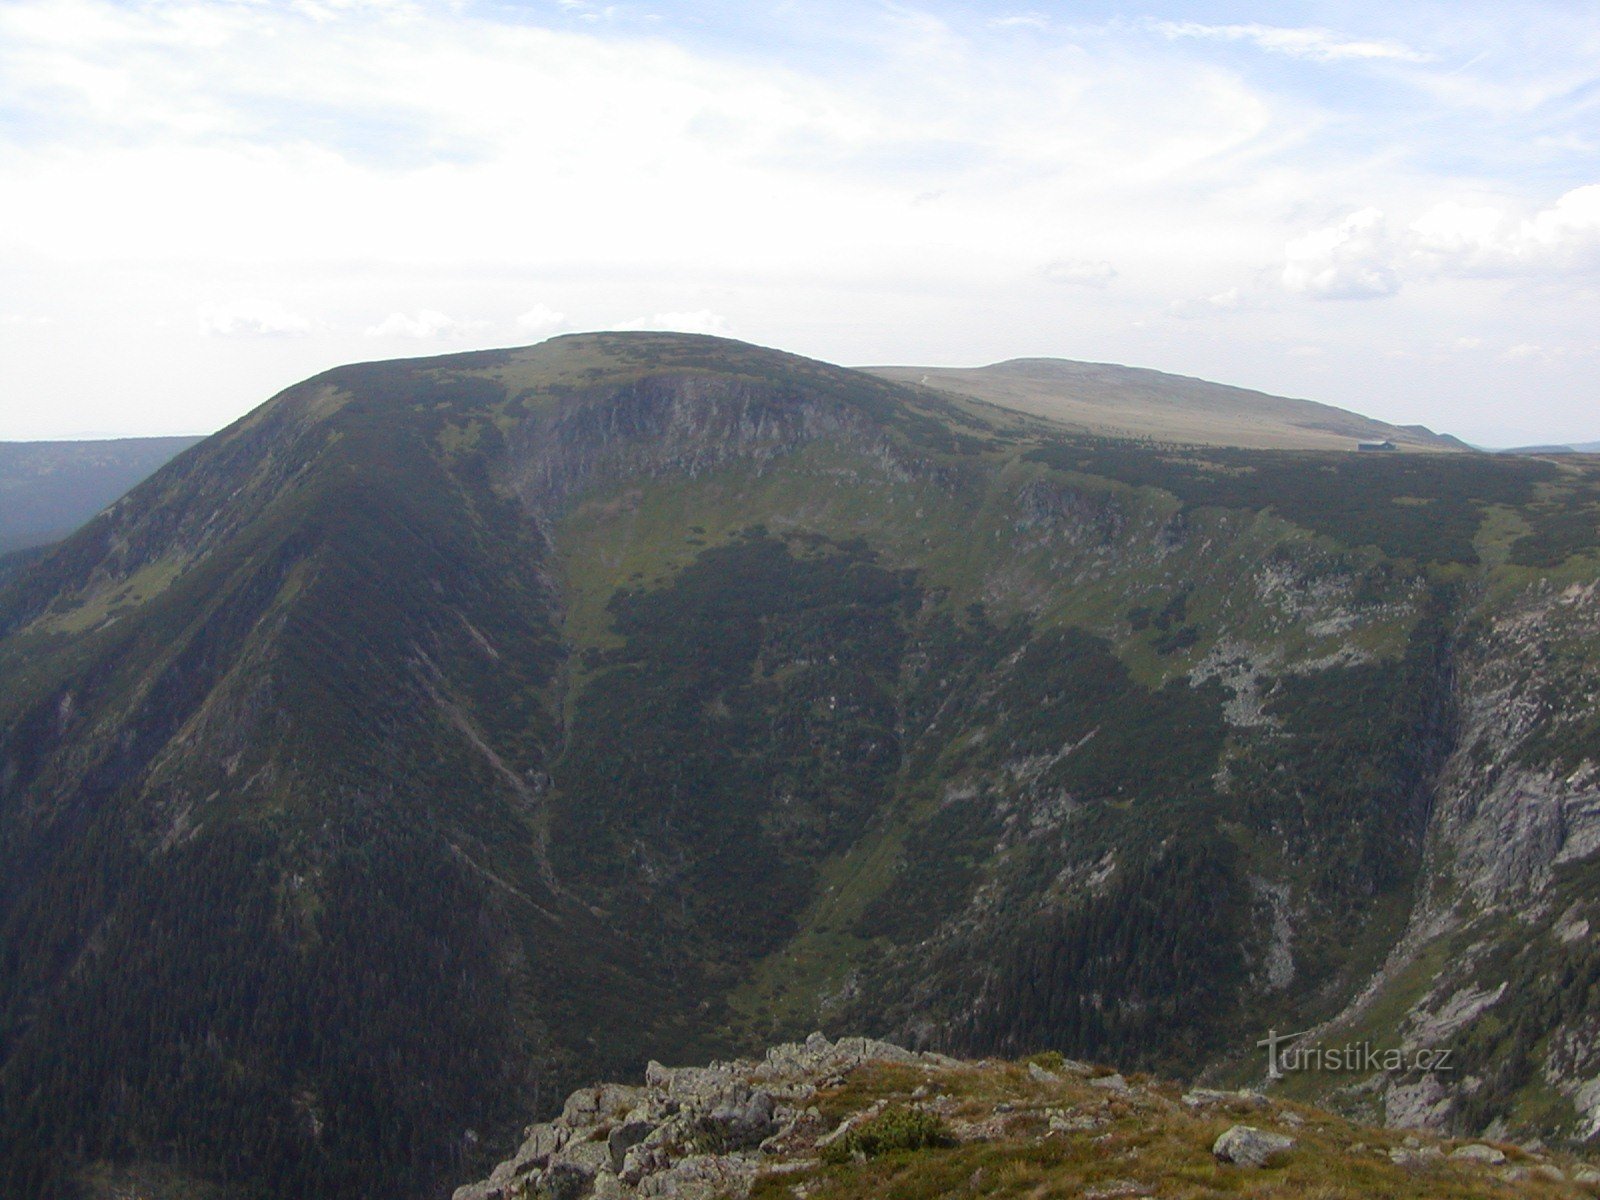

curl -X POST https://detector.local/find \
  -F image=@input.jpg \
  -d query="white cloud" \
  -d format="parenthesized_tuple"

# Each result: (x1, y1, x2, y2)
(1285, 185, 1600, 301)
(1281, 208, 1401, 299)
(0, 0, 1597, 444)
(1423, 185, 1600, 275)
(1155, 21, 1431, 64)
(614, 310, 733, 336)
(1167, 285, 1252, 317)
(1042, 258, 1116, 288)
(198, 300, 311, 337)
(514, 304, 567, 336)
(1409, 201, 1508, 266)
(364, 309, 461, 339)
(990, 14, 1048, 31)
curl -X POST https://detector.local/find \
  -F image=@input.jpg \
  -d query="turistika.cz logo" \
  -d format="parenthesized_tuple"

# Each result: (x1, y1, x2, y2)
(1257, 1029, 1454, 1079)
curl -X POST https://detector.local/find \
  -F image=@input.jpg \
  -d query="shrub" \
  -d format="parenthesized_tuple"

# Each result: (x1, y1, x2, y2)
(823, 1105, 951, 1163)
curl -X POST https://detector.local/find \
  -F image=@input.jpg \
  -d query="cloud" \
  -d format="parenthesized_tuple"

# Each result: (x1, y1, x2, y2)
(364, 309, 461, 339)
(1167, 285, 1257, 318)
(198, 300, 311, 337)
(989, 14, 1048, 31)
(1284, 185, 1600, 301)
(2, 0, 1599, 445)
(1154, 21, 1432, 64)
(614, 310, 733, 336)
(514, 304, 567, 336)
(1281, 208, 1401, 299)
(1042, 258, 1116, 288)
(1411, 185, 1600, 276)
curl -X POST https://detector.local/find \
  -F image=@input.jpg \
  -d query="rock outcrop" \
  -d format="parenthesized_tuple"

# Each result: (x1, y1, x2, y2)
(453, 1033, 928, 1200)
(457, 1038, 1600, 1200)
(1212, 1124, 1295, 1167)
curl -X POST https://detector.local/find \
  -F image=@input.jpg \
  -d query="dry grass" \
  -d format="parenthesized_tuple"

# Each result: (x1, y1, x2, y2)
(752, 1059, 1598, 1200)
(866, 362, 1459, 452)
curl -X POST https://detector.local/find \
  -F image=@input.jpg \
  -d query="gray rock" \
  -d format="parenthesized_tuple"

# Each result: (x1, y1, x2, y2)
(636, 1152, 758, 1198)
(1389, 1145, 1445, 1169)
(1449, 1143, 1507, 1165)
(1090, 1073, 1130, 1093)
(620, 1141, 668, 1185)
(1212, 1125, 1295, 1167)
(563, 1083, 645, 1129)
(1028, 1062, 1061, 1084)
(608, 1120, 654, 1172)
(536, 1161, 592, 1200)
(554, 1137, 611, 1177)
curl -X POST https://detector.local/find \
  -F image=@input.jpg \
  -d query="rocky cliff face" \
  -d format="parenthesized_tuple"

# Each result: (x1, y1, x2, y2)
(1305, 573, 1600, 1139)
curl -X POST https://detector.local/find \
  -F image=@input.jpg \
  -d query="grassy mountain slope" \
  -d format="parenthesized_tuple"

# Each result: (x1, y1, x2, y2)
(869, 359, 1464, 451)
(1, 334, 1599, 1199)
(0, 436, 203, 554)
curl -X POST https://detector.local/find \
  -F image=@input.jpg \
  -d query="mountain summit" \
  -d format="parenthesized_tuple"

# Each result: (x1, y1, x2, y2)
(3, 334, 1600, 1199)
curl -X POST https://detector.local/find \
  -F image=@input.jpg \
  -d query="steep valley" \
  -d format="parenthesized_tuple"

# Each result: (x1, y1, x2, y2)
(2, 333, 1600, 1199)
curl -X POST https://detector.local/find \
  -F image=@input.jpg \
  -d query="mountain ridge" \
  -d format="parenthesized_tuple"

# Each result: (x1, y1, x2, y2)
(3, 333, 1600, 1199)
(868, 357, 1466, 451)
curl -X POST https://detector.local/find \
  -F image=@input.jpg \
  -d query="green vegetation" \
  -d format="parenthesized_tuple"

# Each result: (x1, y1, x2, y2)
(1029, 438, 1552, 563)
(821, 1104, 952, 1163)
(2, 333, 1599, 1198)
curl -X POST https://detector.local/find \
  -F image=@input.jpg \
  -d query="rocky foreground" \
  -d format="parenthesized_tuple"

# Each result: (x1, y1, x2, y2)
(454, 1034, 1600, 1200)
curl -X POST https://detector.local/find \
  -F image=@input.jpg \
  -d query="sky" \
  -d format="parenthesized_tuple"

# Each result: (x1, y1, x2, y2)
(1, 1, 1597, 446)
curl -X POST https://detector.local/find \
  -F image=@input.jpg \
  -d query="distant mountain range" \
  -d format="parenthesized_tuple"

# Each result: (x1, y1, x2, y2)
(3, 336, 1600, 1198)
(0, 436, 203, 556)
(1501, 440, 1600, 455)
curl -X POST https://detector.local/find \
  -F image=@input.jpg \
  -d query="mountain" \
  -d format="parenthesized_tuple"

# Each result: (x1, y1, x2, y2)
(1502, 441, 1600, 455)
(0, 436, 204, 556)
(868, 359, 1466, 451)
(3, 333, 1600, 1200)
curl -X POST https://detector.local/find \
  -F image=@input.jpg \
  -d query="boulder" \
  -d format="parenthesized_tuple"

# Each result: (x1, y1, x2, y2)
(608, 1121, 655, 1172)
(1212, 1125, 1294, 1167)
(563, 1083, 646, 1129)
(1028, 1062, 1061, 1084)
(1449, 1143, 1507, 1165)
(636, 1153, 758, 1199)
(528, 1161, 591, 1200)
(1388, 1145, 1444, 1169)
